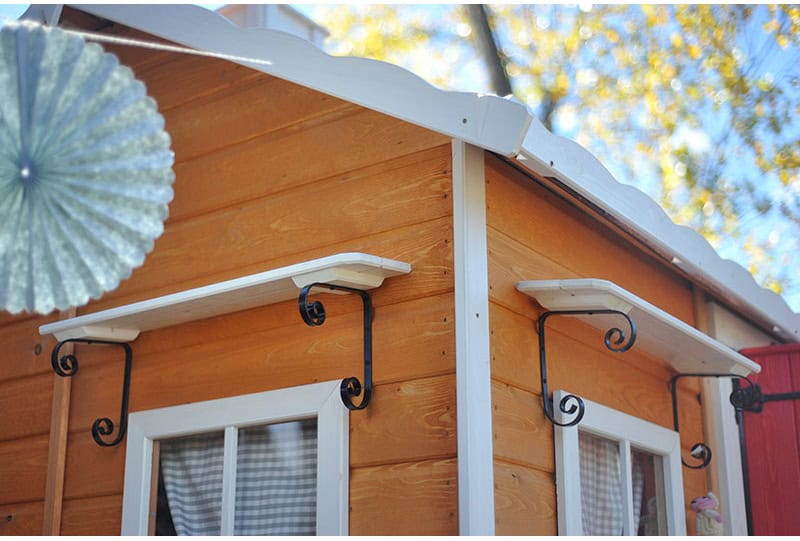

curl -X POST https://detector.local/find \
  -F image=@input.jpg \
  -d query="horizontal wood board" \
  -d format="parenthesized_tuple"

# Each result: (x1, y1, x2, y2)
(0, 435, 50, 506)
(0, 500, 45, 536)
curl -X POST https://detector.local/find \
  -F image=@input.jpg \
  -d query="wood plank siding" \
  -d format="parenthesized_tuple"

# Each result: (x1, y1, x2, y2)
(485, 155, 708, 535)
(0, 310, 58, 535)
(0, 10, 455, 534)
(0, 8, 740, 536)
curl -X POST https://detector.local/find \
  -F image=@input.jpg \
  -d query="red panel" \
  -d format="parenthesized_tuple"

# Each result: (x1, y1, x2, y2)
(740, 345, 800, 535)
(793, 357, 800, 467)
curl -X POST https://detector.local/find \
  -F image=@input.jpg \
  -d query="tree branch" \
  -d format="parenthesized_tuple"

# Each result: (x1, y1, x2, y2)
(466, 4, 513, 97)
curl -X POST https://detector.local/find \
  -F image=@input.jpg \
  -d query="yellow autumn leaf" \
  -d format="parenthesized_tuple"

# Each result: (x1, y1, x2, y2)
(555, 72, 570, 94)
(763, 18, 780, 33)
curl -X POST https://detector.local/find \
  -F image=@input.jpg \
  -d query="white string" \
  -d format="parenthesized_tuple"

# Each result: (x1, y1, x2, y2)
(61, 27, 273, 67)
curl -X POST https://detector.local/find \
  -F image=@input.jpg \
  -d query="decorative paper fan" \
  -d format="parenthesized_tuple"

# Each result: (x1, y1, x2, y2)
(0, 20, 175, 315)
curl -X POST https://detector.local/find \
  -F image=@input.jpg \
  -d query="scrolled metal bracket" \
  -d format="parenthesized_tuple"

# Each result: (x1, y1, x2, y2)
(669, 372, 759, 469)
(51, 338, 133, 447)
(299, 282, 373, 410)
(538, 309, 637, 427)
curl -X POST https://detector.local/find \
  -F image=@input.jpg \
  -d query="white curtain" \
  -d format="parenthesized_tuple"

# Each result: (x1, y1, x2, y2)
(159, 419, 318, 536)
(578, 431, 646, 535)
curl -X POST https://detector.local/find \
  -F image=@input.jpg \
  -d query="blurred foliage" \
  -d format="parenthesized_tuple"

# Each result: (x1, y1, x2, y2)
(310, 4, 800, 305)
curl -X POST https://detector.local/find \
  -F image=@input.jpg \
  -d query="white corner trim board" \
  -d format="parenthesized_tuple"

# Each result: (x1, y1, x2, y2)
(517, 118, 800, 343)
(39, 253, 411, 342)
(68, 3, 532, 157)
(517, 278, 761, 376)
(452, 141, 495, 535)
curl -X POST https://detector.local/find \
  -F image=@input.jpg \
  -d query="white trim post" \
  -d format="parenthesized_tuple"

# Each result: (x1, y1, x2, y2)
(701, 377, 749, 536)
(702, 300, 773, 536)
(452, 139, 495, 535)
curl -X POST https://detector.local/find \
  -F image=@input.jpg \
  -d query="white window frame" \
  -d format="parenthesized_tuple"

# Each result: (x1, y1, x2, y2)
(553, 389, 686, 536)
(120, 380, 349, 535)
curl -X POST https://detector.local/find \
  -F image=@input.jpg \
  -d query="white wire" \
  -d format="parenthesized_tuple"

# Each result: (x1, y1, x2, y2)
(0, 20, 274, 68)
(61, 27, 273, 67)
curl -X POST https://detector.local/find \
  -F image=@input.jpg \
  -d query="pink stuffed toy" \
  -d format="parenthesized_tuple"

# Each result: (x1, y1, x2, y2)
(690, 492, 723, 535)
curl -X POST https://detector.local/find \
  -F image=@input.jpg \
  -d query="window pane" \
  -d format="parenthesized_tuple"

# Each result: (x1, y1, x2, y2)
(554, 391, 685, 535)
(579, 431, 623, 535)
(234, 419, 318, 535)
(159, 431, 225, 535)
(633, 448, 666, 536)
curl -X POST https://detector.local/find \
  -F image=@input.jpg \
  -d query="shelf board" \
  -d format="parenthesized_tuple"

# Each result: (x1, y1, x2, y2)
(40, 253, 411, 342)
(516, 278, 761, 376)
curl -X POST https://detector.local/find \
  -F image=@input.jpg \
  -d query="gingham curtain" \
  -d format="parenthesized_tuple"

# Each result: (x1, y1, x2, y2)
(159, 419, 318, 535)
(578, 431, 645, 535)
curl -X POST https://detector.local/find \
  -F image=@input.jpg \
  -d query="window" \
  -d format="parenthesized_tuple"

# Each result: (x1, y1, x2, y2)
(120, 380, 349, 535)
(553, 390, 686, 536)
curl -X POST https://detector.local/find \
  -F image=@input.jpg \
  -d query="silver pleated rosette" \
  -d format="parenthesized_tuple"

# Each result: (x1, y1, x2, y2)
(0, 20, 175, 314)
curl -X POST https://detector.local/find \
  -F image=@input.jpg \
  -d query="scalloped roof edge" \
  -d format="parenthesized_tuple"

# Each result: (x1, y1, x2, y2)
(518, 120, 800, 342)
(52, 4, 799, 342)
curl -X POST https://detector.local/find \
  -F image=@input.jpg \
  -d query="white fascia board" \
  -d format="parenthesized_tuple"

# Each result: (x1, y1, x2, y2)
(518, 116, 800, 343)
(67, 3, 532, 157)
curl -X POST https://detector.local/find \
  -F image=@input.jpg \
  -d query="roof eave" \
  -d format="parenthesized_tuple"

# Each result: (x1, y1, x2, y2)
(67, 3, 533, 157)
(49, 4, 799, 343)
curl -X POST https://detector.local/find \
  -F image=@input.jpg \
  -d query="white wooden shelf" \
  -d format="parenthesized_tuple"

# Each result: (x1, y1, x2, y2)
(516, 279, 761, 376)
(40, 253, 411, 342)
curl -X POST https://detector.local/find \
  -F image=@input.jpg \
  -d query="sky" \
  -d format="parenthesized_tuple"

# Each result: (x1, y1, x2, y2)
(2, 3, 799, 314)
(0, 4, 25, 20)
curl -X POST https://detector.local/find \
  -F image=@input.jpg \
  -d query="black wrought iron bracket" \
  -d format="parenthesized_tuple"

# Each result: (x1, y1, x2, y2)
(298, 282, 373, 410)
(51, 338, 132, 447)
(669, 372, 760, 469)
(537, 309, 637, 427)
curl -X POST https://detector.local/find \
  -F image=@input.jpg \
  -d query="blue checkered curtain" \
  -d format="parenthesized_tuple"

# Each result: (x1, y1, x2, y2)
(160, 431, 225, 535)
(235, 420, 318, 535)
(159, 419, 318, 536)
(578, 432, 645, 535)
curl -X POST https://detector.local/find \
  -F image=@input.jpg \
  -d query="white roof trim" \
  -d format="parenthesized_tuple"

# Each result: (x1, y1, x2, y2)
(518, 118, 800, 342)
(20, 4, 63, 25)
(56, 4, 799, 342)
(67, 3, 531, 157)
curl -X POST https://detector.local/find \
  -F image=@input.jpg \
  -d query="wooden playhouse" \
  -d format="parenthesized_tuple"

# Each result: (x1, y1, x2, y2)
(2, 4, 798, 536)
